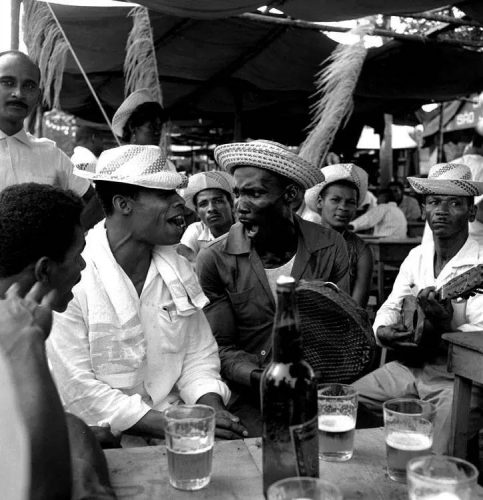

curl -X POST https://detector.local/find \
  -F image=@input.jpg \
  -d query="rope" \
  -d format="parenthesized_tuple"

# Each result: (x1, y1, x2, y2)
(45, 2, 121, 146)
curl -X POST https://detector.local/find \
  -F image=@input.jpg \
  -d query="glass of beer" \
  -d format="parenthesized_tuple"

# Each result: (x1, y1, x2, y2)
(407, 455, 478, 500)
(317, 383, 357, 462)
(163, 404, 215, 491)
(267, 477, 342, 500)
(383, 398, 435, 483)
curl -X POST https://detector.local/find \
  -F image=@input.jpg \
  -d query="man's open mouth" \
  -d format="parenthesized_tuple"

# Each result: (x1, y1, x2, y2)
(169, 214, 186, 229)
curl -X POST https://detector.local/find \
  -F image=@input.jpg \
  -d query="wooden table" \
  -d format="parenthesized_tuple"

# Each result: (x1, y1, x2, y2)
(105, 428, 421, 499)
(443, 331, 483, 459)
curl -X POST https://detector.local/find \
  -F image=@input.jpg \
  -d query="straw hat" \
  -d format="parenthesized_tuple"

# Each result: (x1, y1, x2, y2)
(408, 162, 483, 197)
(182, 171, 234, 211)
(214, 139, 323, 189)
(74, 145, 187, 190)
(305, 163, 368, 212)
(112, 89, 158, 138)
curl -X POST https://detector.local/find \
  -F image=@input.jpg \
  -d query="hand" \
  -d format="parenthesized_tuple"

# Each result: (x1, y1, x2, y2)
(417, 286, 453, 331)
(196, 393, 248, 440)
(376, 323, 417, 350)
(0, 282, 57, 354)
(89, 425, 121, 449)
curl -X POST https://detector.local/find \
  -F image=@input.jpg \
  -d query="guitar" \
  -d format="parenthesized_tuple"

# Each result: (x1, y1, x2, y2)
(401, 264, 483, 344)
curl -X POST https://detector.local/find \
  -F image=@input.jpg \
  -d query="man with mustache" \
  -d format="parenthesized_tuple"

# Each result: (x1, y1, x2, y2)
(197, 140, 350, 435)
(48, 145, 247, 441)
(0, 51, 99, 228)
(353, 162, 483, 455)
(0, 183, 114, 499)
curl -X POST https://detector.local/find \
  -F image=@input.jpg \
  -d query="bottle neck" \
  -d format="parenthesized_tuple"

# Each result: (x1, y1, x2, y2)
(272, 287, 302, 363)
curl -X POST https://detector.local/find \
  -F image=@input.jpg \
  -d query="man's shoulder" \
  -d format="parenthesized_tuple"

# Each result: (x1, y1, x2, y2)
(26, 133, 69, 157)
(297, 216, 346, 250)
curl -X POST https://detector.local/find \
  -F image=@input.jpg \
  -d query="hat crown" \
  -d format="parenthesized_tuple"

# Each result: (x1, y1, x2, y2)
(428, 162, 473, 181)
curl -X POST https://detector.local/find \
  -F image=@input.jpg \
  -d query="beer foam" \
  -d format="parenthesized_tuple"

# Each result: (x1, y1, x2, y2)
(386, 431, 432, 451)
(318, 414, 355, 433)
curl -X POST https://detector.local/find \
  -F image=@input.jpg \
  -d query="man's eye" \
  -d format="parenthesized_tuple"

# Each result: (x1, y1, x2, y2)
(0, 80, 14, 87)
(24, 82, 37, 90)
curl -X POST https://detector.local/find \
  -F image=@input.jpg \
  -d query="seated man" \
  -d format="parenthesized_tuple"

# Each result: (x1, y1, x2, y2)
(197, 139, 349, 434)
(179, 170, 235, 261)
(0, 183, 114, 499)
(48, 145, 246, 441)
(389, 180, 421, 221)
(353, 162, 483, 454)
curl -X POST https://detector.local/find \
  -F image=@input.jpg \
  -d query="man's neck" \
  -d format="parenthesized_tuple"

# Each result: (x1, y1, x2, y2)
(105, 219, 152, 295)
(433, 230, 468, 277)
(0, 120, 23, 137)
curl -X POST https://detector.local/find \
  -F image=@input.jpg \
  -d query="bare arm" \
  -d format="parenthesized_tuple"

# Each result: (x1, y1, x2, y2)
(351, 246, 374, 307)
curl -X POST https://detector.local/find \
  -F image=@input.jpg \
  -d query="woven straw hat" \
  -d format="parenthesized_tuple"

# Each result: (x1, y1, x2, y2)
(214, 139, 323, 189)
(182, 171, 234, 211)
(408, 162, 483, 196)
(305, 163, 368, 212)
(74, 145, 187, 190)
(112, 89, 157, 138)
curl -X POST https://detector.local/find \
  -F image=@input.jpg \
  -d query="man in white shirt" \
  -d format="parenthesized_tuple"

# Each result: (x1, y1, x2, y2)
(0, 50, 99, 227)
(48, 145, 246, 441)
(353, 162, 483, 454)
(349, 188, 407, 238)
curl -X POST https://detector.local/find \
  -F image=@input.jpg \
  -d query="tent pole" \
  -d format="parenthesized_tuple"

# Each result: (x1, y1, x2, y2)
(379, 116, 393, 188)
(438, 103, 445, 162)
(11, 0, 21, 50)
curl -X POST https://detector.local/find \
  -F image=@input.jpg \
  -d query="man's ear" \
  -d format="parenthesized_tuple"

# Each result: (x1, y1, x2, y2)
(421, 205, 426, 221)
(283, 184, 299, 204)
(112, 194, 133, 215)
(468, 203, 477, 223)
(34, 257, 51, 284)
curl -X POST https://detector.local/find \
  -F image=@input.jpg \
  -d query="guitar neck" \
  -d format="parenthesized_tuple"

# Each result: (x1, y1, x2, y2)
(439, 264, 483, 301)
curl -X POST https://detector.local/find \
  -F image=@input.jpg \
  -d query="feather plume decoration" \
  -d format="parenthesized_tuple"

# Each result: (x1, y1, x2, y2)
(23, 0, 68, 110)
(124, 7, 162, 104)
(299, 26, 372, 169)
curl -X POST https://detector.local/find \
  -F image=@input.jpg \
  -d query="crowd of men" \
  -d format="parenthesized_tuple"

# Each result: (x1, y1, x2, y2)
(2, 49, 483, 499)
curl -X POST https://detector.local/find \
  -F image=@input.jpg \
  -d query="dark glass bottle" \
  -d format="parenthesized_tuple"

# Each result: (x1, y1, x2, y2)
(261, 275, 319, 496)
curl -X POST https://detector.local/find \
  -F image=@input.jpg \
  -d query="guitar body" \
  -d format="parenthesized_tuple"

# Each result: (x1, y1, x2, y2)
(400, 295, 425, 345)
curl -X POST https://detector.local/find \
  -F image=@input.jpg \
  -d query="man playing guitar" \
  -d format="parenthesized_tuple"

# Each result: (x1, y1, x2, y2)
(354, 162, 483, 455)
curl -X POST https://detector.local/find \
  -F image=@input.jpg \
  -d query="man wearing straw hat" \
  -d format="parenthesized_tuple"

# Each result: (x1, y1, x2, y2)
(0, 50, 100, 227)
(197, 139, 350, 434)
(353, 162, 483, 454)
(48, 145, 247, 441)
(179, 170, 235, 260)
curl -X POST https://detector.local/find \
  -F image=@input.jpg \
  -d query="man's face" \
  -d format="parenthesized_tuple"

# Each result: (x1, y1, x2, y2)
(317, 183, 358, 230)
(132, 117, 163, 146)
(195, 188, 233, 237)
(0, 54, 40, 132)
(424, 195, 476, 239)
(389, 185, 403, 203)
(233, 166, 288, 236)
(48, 225, 86, 313)
(130, 189, 186, 246)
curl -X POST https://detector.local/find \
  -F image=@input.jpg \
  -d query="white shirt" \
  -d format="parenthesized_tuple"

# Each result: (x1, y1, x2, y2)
(48, 230, 229, 433)
(265, 255, 296, 300)
(351, 202, 407, 238)
(296, 200, 321, 223)
(180, 221, 215, 256)
(0, 348, 29, 500)
(0, 129, 89, 196)
(373, 236, 483, 340)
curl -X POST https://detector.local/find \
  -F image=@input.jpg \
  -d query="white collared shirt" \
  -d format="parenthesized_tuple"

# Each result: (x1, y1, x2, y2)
(351, 202, 407, 238)
(0, 129, 89, 196)
(373, 236, 483, 341)
(180, 221, 215, 256)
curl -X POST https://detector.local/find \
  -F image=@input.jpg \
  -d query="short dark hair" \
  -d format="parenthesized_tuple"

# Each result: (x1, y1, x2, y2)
(0, 50, 40, 82)
(320, 180, 360, 202)
(94, 180, 144, 216)
(377, 188, 396, 203)
(0, 183, 83, 277)
(121, 102, 167, 143)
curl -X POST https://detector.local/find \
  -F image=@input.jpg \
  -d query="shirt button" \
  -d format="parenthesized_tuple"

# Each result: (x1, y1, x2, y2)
(261, 350, 266, 356)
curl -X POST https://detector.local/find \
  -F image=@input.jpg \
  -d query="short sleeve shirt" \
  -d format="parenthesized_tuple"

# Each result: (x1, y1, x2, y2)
(0, 129, 90, 196)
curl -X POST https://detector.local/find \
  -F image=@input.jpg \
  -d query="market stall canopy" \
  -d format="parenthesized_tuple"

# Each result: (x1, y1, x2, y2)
(124, 0, 483, 22)
(357, 125, 418, 149)
(48, 2, 483, 144)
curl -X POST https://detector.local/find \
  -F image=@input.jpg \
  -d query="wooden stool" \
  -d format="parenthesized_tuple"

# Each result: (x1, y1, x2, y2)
(443, 331, 483, 458)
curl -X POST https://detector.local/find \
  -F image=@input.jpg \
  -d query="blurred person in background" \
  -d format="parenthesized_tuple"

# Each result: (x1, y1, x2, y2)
(388, 180, 421, 221)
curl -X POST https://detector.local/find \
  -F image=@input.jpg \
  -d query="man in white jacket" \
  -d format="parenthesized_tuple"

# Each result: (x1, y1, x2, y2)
(48, 145, 246, 441)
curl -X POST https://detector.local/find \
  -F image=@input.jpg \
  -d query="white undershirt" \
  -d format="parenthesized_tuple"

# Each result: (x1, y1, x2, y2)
(264, 255, 296, 300)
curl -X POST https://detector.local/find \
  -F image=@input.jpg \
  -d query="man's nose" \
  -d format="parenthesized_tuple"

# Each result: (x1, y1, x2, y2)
(236, 198, 249, 214)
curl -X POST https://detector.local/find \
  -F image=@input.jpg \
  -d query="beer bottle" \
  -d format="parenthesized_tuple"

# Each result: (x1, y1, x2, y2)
(261, 275, 319, 496)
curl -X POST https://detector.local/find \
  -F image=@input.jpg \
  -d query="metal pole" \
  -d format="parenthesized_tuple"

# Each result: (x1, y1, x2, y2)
(11, 0, 21, 50)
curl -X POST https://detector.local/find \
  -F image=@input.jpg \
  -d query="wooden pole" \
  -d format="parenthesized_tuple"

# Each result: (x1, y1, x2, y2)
(438, 103, 445, 162)
(11, 0, 21, 50)
(379, 114, 393, 188)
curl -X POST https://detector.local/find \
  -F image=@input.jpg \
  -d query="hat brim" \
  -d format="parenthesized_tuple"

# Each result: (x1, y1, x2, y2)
(408, 177, 483, 196)
(214, 143, 323, 189)
(74, 164, 187, 190)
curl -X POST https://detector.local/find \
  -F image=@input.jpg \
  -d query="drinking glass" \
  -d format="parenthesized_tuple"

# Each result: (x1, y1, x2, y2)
(317, 383, 358, 461)
(163, 404, 215, 491)
(267, 477, 342, 500)
(407, 455, 478, 500)
(383, 398, 435, 483)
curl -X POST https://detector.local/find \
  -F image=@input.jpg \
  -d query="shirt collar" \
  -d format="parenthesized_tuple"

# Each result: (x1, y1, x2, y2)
(0, 128, 31, 147)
